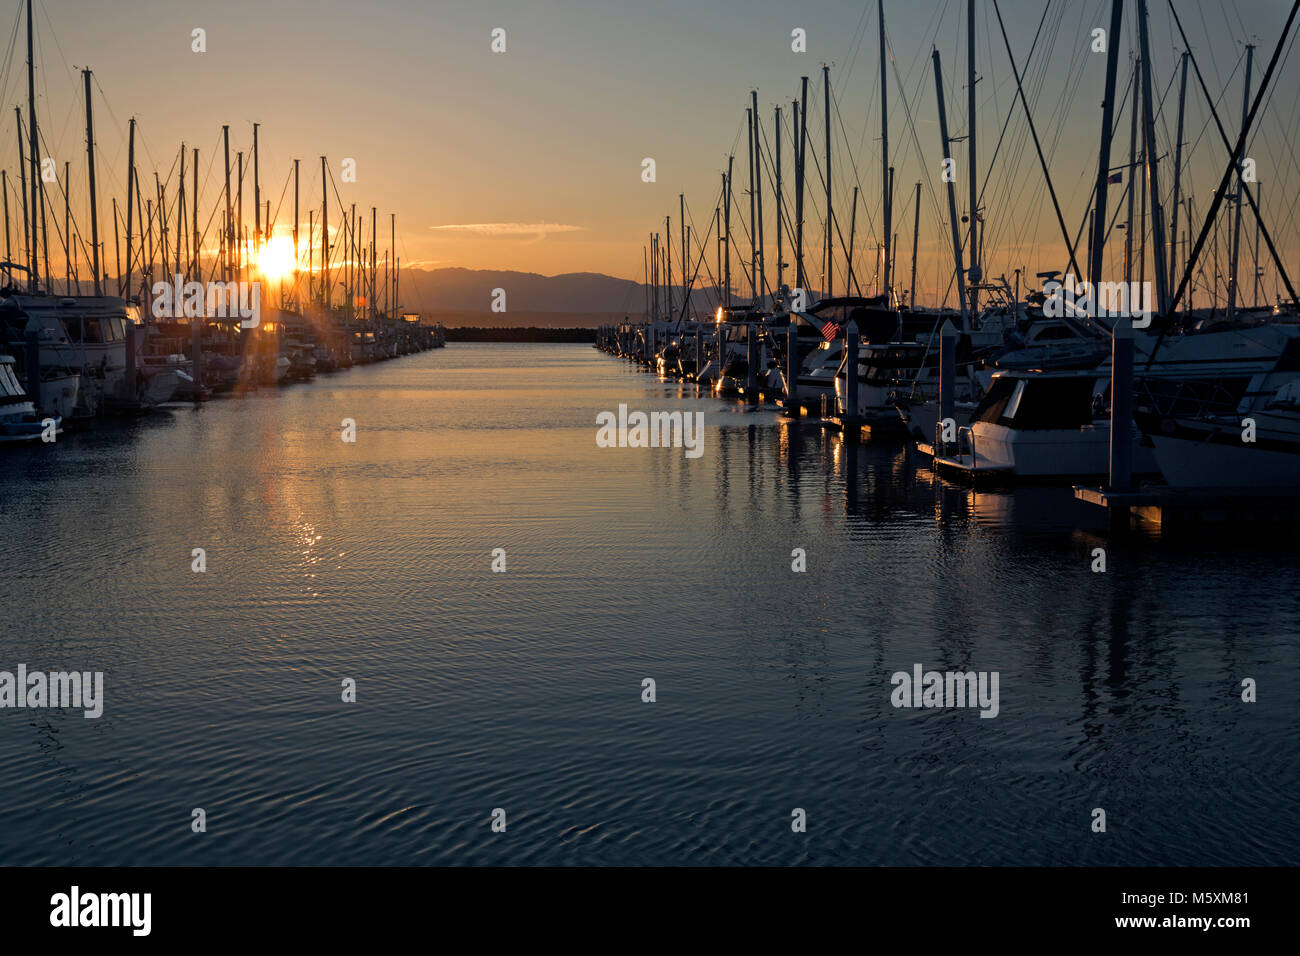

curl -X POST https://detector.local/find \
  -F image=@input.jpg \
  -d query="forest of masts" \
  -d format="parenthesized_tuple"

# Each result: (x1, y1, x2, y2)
(2, 0, 402, 324)
(641, 0, 1292, 328)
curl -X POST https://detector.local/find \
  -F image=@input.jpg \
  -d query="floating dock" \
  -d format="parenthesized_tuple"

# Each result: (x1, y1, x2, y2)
(1073, 484, 1300, 529)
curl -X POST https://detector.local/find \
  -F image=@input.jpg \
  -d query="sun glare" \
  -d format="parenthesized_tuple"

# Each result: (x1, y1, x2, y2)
(257, 235, 296, 282)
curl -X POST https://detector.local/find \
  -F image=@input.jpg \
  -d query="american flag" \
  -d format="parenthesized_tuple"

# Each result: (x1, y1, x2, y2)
(820, 320, 841, 341)
(1107, 171, 1122, 184)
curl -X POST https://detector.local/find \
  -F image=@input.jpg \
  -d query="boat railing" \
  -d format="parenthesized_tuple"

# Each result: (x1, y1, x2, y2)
(957, 425, 976, 464)
(1136, 378, 1241, 419)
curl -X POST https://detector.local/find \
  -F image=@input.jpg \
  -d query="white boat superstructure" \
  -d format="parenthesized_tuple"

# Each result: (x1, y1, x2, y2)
(933, 369, 1158, 479)
(1, 295, 177, 416)
(0, 353, 61, 443)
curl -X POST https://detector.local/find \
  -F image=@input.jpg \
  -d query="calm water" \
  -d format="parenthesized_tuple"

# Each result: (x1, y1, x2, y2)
(1, 342, 1296, 866)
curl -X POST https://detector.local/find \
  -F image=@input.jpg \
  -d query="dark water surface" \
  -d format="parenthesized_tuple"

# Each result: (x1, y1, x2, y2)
(1, 343, 1296, 865)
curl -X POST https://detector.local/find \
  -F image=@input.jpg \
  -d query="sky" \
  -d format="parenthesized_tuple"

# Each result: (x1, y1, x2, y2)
(0, 0, 1297, 311)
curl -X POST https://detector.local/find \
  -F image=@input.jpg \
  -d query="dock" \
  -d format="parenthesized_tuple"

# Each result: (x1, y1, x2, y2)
(1073, 484, 1300, 529)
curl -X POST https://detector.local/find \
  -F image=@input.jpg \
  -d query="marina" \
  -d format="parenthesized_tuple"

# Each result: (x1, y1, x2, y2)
(596, 0, 1300, 529)
(0, 0, 445, 443)
(1, 0, 1297, 896)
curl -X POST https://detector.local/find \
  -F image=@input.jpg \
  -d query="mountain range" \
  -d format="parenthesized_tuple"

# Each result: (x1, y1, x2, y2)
(401, 267, 722, 316)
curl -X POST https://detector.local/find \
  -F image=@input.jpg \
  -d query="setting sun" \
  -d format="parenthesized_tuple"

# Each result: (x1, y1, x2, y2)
(257, 235, 296, 282)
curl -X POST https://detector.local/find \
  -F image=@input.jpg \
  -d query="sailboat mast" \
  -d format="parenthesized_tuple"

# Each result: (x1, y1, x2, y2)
(714, 200, 721, 310)
(82, 69, 102, 295)
(790, 79, 800, 291)
(909, 181, 921, 307)
(63, 162, 69, 291)
(125, 119, 137, 296)
(932, 49, 969, 329)
(222, 126, 232, 282)
(650, 232, 656, 319)
(880, 0, 891, 304)
(966, 0, 979, 312)
(190, 148, 197, 282)
(746, 106, 755, 302)
(752, 90, 764, 305)
(724, 157, 733, 308)
(1136, 0, 1169, 316)
(253, 123, 261, 254)
(320, 156, 328, 305)
(1088, 0, 1125, 300)
(236, 152, 243, 278)
(1124, 56, 1139, 286)
(775, 106, 783, 295)
(680, 193, 687, 318)
(25, 0, 38, 291)
(823, 65, 831, 300)
(38, 158, 49, 291)
(2, 170, 9, 285)
(847, 186, 857, 293)
(293, 159, 300, 306)
(176, 146, 184, 276)
(1167, 52, 1189, 299)
(666, 214, 672, 317)
(15, 110, 28, 289)
(1227, 44, 1254, 319)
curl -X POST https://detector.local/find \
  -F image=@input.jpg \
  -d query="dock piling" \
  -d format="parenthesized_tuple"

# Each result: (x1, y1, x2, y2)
(938, 319, 957, 454)
(786, 323, 799, 413)
(746, 324, 759, 402)
(1109, 316, 1134, 493)
(125, 322, 137, 400)
(24, 326, 40, 411)
(191, 319, 203, 401)
(843, 320, 859, 419)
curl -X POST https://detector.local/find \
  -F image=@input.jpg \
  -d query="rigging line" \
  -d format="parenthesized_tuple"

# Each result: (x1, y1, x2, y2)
(1167, 0, 1299, 310)
(990, 0, 1084, 282)
(34, 123, 85, 262)
(1241, 18, 1300, 227)
(675, 196, 719, 323)
(754, 106, 799, 258)
(837, 1, 873, 95)
(1164, 0, 1300, 322)
(267, 162, 295, 239)
(684, 193, 725, 312)
(890, 45, 949, 280)
(0, 4, 22, 127)
(976, 0, 1051, 215)
(829, 79, 879, 252)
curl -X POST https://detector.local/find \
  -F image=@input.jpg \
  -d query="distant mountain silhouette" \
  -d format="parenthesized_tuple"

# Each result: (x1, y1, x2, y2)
(400, 267, 721, 315)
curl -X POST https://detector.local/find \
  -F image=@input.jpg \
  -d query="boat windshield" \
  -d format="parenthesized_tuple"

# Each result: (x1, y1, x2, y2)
(973, 375, 1097, 429)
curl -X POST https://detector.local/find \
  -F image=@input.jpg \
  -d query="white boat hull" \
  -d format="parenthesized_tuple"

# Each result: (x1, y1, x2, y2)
(962, 421, 1157, 478)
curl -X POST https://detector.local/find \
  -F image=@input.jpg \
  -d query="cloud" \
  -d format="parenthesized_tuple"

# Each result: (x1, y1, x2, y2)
(430, 222, 585, 239)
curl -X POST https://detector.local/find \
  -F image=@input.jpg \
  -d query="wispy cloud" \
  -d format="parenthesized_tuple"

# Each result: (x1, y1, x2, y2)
(430, 222, 585, 240)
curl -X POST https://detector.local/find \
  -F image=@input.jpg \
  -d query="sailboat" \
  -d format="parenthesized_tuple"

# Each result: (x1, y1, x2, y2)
(1136, 379, 1300, 487)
